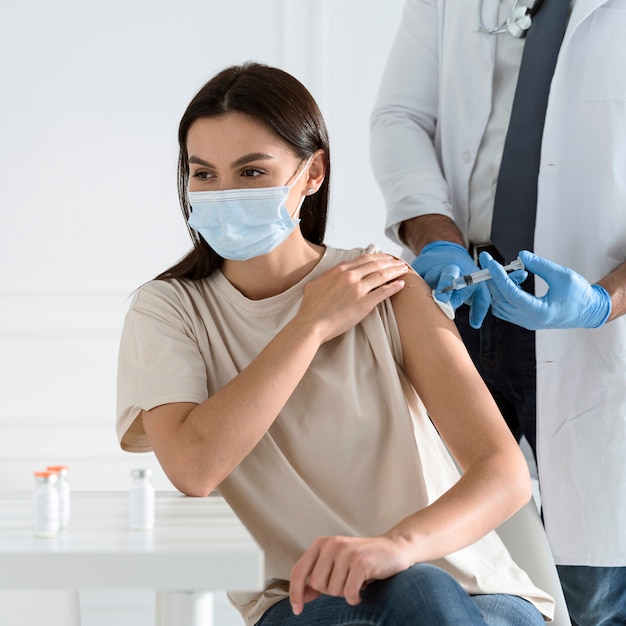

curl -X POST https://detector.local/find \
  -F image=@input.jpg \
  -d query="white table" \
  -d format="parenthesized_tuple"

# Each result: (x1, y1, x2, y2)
(0, 491, 264, 625)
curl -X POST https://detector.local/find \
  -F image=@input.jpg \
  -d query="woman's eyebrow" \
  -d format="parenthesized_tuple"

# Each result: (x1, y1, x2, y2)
(232, 153, 275, 168)
(188, 155, 214, 168)
(188, 153, 276, 169)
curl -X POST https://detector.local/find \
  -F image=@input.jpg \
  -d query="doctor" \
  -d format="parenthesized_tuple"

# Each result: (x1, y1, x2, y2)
(370, 0, 626, 624)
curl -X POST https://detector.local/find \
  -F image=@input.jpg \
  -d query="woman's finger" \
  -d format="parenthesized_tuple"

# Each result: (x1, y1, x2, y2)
(290, 544, 321, 615)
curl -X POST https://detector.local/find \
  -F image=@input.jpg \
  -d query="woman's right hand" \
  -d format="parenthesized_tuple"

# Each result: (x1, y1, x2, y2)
(296, 253, 408, 343)
(289, 534, 412, 615)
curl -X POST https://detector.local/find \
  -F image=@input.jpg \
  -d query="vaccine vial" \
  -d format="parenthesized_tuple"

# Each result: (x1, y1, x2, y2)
(47, 465, 71, 529)
(33, 471, 60, 538)
(129, 468, 155, 530)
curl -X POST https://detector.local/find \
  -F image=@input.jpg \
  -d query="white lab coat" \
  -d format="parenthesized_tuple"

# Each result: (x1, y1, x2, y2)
(371, 0, 626, 566)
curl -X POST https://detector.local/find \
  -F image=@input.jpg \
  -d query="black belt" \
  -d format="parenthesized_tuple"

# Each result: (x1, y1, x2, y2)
(468, 242, 505, 265)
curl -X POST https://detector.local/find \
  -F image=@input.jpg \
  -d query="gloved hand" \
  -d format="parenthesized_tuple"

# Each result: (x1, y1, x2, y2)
(480, 249, 612, 330)
(411, 241, 490, 328)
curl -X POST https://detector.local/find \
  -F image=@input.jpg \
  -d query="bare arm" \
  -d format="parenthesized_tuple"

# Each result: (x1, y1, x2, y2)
(399, 213, 465, 256)
(598, 259, 626, 321)
(382, 271, 530, 558)
(141, 254, 409, 496)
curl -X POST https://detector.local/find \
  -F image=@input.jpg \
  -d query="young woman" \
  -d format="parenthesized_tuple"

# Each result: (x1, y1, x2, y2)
(116, 62, 553, 625)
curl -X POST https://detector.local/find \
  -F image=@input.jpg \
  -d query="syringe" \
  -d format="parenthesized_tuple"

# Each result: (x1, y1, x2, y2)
(433, 258, 525, 295)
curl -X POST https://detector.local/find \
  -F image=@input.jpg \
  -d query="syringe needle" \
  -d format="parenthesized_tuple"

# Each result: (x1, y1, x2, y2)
(433, 258, 525, 295)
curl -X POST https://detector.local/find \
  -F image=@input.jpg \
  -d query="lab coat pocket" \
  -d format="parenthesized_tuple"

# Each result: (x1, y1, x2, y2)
(582, 4, 626, 102)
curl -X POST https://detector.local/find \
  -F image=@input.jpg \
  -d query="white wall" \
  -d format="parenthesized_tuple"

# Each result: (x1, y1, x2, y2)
(0, 1, 405, 624)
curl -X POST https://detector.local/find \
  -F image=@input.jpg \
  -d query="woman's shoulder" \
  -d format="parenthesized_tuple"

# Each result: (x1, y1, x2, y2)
(128, 276, 214, 317)
(326, 243, 398, 263)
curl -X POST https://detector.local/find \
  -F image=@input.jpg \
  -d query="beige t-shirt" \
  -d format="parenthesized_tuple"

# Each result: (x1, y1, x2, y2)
(117, 245, 554, 624)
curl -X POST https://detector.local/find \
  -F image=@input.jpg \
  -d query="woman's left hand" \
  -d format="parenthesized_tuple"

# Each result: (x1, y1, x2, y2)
(289, 535, 411, 615)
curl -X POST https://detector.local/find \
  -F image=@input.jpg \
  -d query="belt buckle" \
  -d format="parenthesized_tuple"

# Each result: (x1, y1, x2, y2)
(471, 242, 504, 265)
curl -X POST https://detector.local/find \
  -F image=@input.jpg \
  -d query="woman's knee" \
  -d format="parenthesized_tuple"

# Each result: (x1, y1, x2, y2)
(378, 563, 471, 597)
(363, 564, 486, 625)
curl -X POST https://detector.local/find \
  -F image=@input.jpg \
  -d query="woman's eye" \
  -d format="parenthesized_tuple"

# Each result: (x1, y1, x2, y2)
(241, 168, 263, 178)
(192, 170, 213, 180)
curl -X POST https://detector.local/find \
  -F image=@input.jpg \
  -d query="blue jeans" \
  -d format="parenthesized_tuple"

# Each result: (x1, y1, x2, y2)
(455, 306, 537, 460)
(557, 565, 626, 626)
(255, 563, 544, 625)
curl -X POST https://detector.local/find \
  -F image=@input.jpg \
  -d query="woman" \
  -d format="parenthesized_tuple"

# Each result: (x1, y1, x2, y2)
(116, 62, 553, 625)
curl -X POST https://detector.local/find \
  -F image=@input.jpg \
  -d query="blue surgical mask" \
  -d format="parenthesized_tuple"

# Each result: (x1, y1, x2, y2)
(187, 157, 312, 261)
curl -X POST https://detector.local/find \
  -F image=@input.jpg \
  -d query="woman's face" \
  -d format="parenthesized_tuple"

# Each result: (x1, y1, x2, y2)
(186, 112, 308, 213)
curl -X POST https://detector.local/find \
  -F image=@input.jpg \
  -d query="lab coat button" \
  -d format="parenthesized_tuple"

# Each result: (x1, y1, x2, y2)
(463, 151, 472, 164)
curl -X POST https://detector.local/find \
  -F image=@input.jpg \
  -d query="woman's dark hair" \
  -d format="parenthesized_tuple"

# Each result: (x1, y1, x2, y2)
(155, 62, 331, 281)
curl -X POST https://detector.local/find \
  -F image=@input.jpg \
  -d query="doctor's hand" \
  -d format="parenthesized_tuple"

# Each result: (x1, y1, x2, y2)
(480, 250, 612, 330)
(411, 241, 490, 328)
(289, 535, 411, 616)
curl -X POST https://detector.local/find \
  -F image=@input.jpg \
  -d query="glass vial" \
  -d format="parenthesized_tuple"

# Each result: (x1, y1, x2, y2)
(33, 471, 60, 538)
(129, 468, 155, 530)
(47, 465, 71, 529)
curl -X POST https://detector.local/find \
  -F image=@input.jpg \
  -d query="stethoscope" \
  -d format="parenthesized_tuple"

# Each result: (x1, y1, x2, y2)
(478, 0, 548, 38)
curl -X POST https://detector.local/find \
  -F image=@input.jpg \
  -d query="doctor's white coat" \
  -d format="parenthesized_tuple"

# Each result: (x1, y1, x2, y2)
(371, 0, 626, 566)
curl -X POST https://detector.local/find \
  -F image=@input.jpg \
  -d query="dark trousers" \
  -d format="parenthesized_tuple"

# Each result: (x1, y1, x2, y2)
(455, 305, 537, 461)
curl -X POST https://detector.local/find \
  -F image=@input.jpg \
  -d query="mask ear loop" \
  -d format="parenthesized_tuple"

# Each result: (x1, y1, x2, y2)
(287, 154, 315, 219)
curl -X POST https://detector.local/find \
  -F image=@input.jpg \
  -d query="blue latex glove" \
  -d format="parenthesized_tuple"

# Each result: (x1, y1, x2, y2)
(411, 241, 490, 328)
(480, 249, 612, 330)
